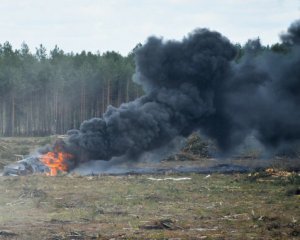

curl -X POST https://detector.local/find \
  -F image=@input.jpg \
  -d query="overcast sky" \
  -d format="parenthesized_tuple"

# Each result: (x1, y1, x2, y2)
(0, 0, 299, 55)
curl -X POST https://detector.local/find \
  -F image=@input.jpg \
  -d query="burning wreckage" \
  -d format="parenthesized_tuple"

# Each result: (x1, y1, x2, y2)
(3, 139, 75, 176)
(3, 156, 49, 176)
(2, 136, 254, 176)
(2, 19, 300, 176)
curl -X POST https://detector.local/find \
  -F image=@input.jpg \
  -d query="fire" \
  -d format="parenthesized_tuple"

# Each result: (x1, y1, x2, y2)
(40, 146, 73, 176)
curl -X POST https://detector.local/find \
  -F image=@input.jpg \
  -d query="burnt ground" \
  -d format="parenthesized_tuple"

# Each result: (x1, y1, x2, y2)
(0, 136, 299, 239)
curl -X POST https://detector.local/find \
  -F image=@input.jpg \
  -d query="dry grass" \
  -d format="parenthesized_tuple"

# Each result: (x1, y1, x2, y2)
(0, 173, 299, 239)
(0, 137, 299, 239)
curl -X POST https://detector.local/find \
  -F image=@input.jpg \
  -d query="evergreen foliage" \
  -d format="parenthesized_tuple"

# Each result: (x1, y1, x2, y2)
(0, 40, 289, 136)
(0, 43, 143, 136)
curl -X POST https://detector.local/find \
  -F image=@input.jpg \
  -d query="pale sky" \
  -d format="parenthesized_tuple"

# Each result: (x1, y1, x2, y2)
(0, 0, 299, 56)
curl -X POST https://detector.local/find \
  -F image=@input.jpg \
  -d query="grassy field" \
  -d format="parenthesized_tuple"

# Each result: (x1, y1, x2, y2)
(0, 172, 299, 239)
(0, 137, 299, 239)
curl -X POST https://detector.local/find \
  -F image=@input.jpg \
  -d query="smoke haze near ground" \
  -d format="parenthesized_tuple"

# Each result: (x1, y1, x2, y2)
(62, 19, 300, 164)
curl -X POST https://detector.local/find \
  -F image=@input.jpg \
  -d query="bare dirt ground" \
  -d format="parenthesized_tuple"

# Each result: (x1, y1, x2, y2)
(0, 137, 299, 239)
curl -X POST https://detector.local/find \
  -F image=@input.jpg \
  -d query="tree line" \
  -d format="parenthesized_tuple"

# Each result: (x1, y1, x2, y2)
(0, 42, 143, 136)
(0, 39, 287, 137)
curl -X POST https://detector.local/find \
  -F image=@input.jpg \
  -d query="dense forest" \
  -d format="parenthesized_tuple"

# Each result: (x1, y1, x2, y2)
(0, 39, 286, 136)
(0, 42, 143, 136)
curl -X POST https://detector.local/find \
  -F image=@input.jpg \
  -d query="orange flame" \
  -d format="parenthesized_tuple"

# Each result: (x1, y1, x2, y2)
(40, 146, 73, 176)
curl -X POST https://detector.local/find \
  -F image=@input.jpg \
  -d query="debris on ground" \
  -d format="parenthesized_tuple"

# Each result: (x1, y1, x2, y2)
(164, 133, 216, 161)
(0, 230, 18, 237)
(147, 177, 191, 181)
(286, 186, 300, 196)
(248, 168, 299, 178)
(18, 187, 47, 199)
(181, 133, 214, 157)
(246, 168, 300, 187)
(265, 168, 294, 177)
(2, 156, 49, 176)
(139, 219, 182, 230)
(49, 230, 100, 240)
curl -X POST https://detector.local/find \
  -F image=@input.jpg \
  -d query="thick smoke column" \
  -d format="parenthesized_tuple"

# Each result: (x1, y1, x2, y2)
(66, 19, 300, 163)
(224, 19, 300, 153)
(281, 19, 300, 46)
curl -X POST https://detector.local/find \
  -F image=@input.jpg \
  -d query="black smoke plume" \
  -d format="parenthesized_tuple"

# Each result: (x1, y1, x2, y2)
(57, 19, 300, 165)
